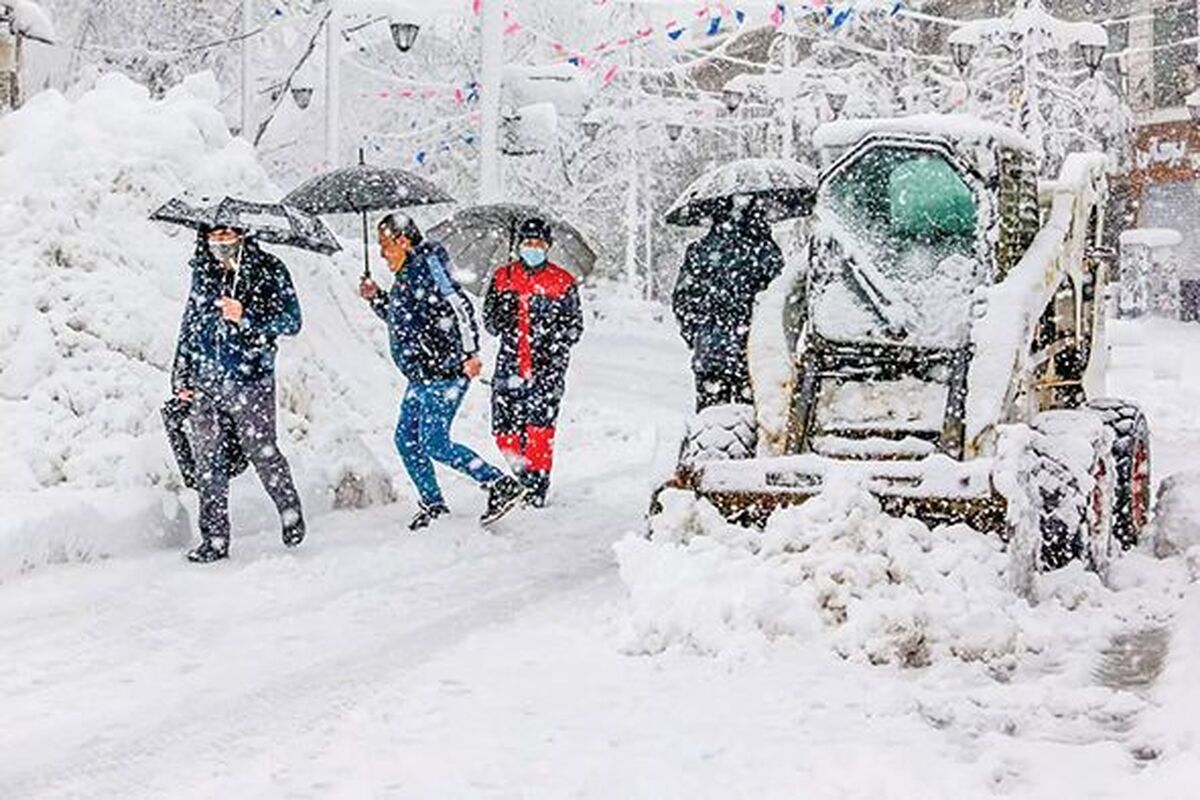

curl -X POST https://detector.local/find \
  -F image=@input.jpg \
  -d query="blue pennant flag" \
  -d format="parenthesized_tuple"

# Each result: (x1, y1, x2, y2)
(667, 27, 685, 40)
(707, 16, 722, 36)
(415, 150, 427, 165)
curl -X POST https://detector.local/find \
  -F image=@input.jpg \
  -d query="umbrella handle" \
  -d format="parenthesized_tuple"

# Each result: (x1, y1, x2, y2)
(360, 210, 372, 280)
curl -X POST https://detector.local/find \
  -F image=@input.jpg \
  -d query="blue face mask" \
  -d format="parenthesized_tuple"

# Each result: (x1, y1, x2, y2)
(519, 247, 548, 267)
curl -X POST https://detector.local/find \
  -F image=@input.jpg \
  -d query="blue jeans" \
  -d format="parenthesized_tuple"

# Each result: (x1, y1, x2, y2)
(395, 378, 504, 507)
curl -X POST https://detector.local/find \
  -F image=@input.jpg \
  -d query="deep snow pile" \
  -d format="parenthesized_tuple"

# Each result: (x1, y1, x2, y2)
(0, 73, 399, 577)
(618, 484, 1182, 672)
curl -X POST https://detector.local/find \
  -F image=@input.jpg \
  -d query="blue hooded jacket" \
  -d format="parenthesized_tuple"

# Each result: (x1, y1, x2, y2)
(172, 236, 302, 394)
(369, 240, 480, 383)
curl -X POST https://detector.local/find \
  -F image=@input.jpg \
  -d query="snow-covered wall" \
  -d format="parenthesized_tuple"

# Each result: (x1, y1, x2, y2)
(0, 72, 402, 578)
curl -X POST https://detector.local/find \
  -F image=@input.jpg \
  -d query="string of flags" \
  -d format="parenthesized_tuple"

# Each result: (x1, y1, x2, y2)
(358, 81, 481, 106)
(484, 0, 905, 88)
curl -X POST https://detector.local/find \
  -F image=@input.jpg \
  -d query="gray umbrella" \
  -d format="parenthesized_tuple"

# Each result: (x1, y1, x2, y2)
(427, 204, 596, 293)
(665, 158, 817, 227)
(150, 196, 341, 255)
(282, 149, 455, 279)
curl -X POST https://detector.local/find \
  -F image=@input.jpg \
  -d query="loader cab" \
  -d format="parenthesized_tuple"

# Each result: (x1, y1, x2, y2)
(788, 122, 1041, 461)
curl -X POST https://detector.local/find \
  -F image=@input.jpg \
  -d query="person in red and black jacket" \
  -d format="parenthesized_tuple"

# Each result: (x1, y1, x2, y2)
(482, 218, 584, 507)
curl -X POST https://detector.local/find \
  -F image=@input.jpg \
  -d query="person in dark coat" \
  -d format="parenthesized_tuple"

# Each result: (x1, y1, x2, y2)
(482, 217, 584, 507)
(172, 228, 306, 563)
(672, 199, 785, 411)
(359, 213, 526, 530)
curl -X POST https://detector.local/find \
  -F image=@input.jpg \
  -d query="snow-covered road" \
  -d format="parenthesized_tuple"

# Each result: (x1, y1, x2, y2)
(3, 310, 1200, 799)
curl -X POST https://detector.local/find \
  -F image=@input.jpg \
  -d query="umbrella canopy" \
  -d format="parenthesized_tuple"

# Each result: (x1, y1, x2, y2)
(150, 196, 341, 255)
(665, 158, 818, 227)
(282, 162, 454, 216)
(281, 150, 455, 279)
(426, 204, 596, 292)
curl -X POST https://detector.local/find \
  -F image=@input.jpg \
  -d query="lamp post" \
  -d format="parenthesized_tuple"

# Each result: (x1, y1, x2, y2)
(945, 0, 1107, 155)
(324, 7, 424, 165)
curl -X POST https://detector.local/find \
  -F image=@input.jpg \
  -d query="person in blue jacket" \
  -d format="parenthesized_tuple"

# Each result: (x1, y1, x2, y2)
(172, 228, 306, 563)
(359, 213, 526, 530)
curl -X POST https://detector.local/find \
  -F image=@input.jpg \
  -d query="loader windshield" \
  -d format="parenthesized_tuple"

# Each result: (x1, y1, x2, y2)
(812, 144, 986, 348)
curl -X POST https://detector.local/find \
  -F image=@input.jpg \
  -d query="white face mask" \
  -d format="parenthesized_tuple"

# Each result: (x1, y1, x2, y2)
(208, 239, 243, 270)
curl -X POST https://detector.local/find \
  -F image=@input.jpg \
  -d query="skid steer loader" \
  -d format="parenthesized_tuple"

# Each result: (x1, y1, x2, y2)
(653, 115, 1152, 572)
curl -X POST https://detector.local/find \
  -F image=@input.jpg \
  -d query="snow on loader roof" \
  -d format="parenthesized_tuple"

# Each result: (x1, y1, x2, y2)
(813, 114, 1036, 156)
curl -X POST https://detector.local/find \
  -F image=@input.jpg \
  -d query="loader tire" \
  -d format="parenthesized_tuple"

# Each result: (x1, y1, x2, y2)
(1027, 449, 1089, 571)
(1087, 399, 1152, 549)
(683, 404, 757, 465)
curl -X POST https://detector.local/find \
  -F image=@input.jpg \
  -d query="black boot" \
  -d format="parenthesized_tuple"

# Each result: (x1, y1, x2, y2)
(409, 502, 450, 531)
(522, 471, 551, 509)
(481, 476, 527, 526)
(187, 537, 229, 564)
(282, 509, 306, 548)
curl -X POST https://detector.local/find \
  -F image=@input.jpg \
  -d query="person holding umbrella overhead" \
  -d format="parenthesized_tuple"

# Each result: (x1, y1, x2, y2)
(482, 217, 584, 508)
(665, 159, 814, 411)
(359, 213, 527, 530)
(171, 227, 307, 563)
(154, 196, 338, 563)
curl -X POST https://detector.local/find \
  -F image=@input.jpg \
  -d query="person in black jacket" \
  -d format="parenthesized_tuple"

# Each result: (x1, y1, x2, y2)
(359, 213, 526, 530)
(672, 199, 784, 411)
(172, 228, 305, 563)
(482, 218, 584, 507)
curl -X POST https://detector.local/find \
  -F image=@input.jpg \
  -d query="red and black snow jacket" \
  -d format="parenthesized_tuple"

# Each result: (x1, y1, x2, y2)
(482, 260, 583, 388)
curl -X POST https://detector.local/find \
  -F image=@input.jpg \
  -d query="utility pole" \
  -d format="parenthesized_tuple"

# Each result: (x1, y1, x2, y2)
(324, 1, 341, 165)
(0, 5, 21, 113)
(478, 0, 504, 202)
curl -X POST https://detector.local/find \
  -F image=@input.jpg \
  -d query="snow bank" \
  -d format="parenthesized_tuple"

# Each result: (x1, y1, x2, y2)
(618, 483, 1181, 672)
(1152, 471, 1200, 562)
(0, 73, 399, 575)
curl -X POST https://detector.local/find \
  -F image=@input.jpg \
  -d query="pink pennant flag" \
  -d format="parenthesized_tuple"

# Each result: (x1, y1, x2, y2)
(472, 0, 481, 14)
(769, 4, 784, 27)
(504, 20, 521, 34)
(602, 65, 619, 85)
(454, 88, 465, 104)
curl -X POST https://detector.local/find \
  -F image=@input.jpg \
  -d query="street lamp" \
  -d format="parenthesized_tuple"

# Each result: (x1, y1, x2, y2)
(389, 20, 420, 53)
(723, 87, 745, 113)
(665, 122, 684, 142)
(825, 91, 847, 118)
(1079, 42, 1106, 77)
(950, 41, 975, 72)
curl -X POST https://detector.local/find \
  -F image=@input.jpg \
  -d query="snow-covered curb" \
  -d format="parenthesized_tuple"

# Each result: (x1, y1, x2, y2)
(0, 488, 190, 582)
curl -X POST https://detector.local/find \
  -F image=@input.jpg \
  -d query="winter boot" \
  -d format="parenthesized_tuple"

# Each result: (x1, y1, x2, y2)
(282, 510, 306, 548)
(187, 537, 230, 564)
(409, 502, 450, 532)
(521, 471, 551, 509)
(481, 476, 527, 526)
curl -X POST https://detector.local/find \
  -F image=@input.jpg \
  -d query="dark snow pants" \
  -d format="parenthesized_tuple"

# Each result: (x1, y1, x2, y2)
(691, 328, 754, 411)
(492, 373, 566, 487)
(191, 378, 303, 544)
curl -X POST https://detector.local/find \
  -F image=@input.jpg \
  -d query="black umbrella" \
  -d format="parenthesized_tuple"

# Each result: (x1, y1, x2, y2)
(282, 149, 455, 279)
(426, 204, 596, 293)
(150, 196, 341, 255)
(665, 158, 817, 227)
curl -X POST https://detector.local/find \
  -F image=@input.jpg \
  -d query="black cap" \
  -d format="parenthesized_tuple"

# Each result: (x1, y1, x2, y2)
(517, 217, 553, 245)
